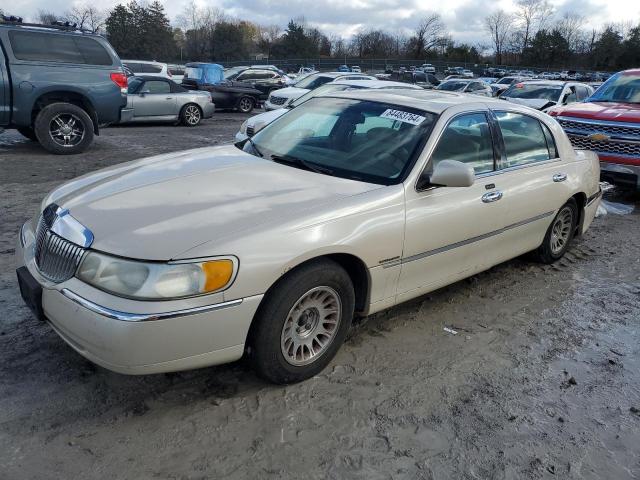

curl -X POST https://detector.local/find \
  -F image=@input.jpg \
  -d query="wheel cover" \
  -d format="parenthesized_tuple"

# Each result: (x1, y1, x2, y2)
(49, 113, 85, 147)
(239, 98, 252, 111)
(185, 105, 200, 125)
(280, 286, 342, 366)
(550, 206, 573, 255)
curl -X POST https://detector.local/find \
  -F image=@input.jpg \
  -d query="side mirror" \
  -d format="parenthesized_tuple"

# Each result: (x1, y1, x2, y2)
(420, 160, 475, 189)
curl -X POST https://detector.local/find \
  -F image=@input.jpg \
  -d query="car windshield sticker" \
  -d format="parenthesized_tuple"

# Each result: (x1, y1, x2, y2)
(380, 109, 426, 125)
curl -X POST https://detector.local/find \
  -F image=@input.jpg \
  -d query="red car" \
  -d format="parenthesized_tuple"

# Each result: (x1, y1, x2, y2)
(549, 69, 640, 189)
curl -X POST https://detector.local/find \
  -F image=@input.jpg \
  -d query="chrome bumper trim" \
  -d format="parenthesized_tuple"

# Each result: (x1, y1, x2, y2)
(61, 289, 243, 322)
(586, 188, 603, 207)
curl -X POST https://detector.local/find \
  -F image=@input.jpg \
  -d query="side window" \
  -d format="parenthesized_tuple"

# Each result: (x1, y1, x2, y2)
(541, 123, 558, 158)
(495, 111, 551, 167)
(576, 85, 589, 101)
(143, 81, 171, 94)
(9, 31, 111, 65)
(430, 112, 495, 174)
(142, 64, 163, 74)
(564, 87, 578, 103)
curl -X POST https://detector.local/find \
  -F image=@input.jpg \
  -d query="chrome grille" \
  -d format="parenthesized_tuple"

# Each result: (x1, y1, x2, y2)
(567, 134, 640, 157)
(246, 125, 255, 137)
(269, 96, 287, 106)
(34, 210, 86, 283)
(558, 118, 640, 140)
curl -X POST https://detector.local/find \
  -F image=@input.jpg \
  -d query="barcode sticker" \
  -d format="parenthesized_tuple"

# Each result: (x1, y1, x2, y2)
(380, 109, 426, 125)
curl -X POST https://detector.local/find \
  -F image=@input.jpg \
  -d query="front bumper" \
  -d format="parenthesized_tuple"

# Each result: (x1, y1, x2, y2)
(16, 221, 263, 375)
(264, 100, 286, 111)
(600, 161, 640, 189)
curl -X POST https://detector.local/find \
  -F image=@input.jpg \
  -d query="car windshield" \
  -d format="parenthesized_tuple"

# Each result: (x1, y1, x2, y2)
(243, 97, 436, 185)
(294, 74, 335, 90)
(437, 81, 467, 91)
(290, 84, 357, 108)
(503, 84, 563, 100)
(588, 72, 640, 103)
(127, 77, 144, 94)
(497, 77, 515, 85)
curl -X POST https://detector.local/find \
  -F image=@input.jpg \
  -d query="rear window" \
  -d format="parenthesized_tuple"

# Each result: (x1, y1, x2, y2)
(9, 31, 112, 65)
(142, 64, 163, 74)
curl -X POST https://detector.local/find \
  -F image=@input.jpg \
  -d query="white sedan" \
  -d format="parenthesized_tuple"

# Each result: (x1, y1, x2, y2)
(500, 80, 594, 112)
(235, 79, 423, 142)
(16, 90, 602, 384)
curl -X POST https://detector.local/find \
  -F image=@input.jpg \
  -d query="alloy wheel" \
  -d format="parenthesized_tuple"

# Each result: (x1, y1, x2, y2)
(184, 105, 201, 125)
(239, 97, 253, 112)
(49, 113, 85, 147)
(550, 206, 573, 255)
(280, 286, 342, 366)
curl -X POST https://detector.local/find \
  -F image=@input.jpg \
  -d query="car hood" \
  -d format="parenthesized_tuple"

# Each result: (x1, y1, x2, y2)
(503, 97, 555, 110)
(552, 101, 640, 123)
(45, 146, 381, 260)
(271, 87, 310, 99)
(248, 109, 288, 130)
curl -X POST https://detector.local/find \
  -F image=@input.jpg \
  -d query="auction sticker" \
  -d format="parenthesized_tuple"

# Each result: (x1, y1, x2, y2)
(380, 109, 426, 125)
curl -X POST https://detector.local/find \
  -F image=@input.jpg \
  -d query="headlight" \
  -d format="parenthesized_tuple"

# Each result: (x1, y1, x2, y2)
(76, 251, 236, 300)
(239, 120, 248, 134)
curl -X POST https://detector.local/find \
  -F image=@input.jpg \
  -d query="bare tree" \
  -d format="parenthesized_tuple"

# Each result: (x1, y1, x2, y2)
(514, 0, 554, 52)
(37, 9, 59, 25)
(556, 12, 585, 51)
(408, 14, 446, 58)
(484, 10, 514, 65)
(65, 5, 105, 32)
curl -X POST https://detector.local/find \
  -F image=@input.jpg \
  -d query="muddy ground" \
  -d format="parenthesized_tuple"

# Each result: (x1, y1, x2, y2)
(1, 114, 639, 480)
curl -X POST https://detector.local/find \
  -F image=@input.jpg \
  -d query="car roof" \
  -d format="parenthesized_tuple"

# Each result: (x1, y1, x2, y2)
(331, 79, 422, 89)
(327, 89, 511, 114)
(122, 60, 166, 66)
(317, 72, 374, 79)
(516, 80, 567, 86)
(441, 78, 474, 84)
(131, 75, 175, 82)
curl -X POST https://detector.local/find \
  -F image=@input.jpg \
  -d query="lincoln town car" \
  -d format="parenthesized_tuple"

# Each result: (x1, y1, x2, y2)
(16, 90, 602, 384)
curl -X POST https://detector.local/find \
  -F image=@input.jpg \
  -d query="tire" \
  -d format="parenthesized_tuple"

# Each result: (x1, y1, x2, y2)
(248, 258, 355, 384)
(180, 103, 202, 126)
(532, 198, 578, 264)
(34, 103, 94, 155)
(236, 96, 254, 113)
(17, 127, 37, 141)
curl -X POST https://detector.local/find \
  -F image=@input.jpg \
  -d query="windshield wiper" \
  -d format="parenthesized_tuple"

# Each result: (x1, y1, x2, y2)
(271, 154, 335, 175)
(246, 137, 264, 157)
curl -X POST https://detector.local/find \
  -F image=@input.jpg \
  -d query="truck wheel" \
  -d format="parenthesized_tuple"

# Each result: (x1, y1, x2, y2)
(237, 96, 254, 113)
(247, 258, 354, 384)
(17, 127, 37, 141)
(532, 198, 578, 264)
(34, 103, 94, 155)
(180, 104, 202, 126)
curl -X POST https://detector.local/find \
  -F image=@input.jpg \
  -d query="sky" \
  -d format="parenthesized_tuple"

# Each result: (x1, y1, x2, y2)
(8, 0, 640, 45)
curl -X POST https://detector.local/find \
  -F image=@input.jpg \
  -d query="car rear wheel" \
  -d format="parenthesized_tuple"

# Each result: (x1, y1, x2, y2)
(180, 104, 202, 126)
(533, 198, 577, 263)
(17, 127, 37, 141)
(34, 103, 94, 155)
(237, 96, 254, 113)
(247, 258, 355, 384)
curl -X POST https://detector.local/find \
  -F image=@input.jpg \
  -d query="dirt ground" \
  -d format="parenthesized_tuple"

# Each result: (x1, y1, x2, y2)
(1, 114, 639, 480)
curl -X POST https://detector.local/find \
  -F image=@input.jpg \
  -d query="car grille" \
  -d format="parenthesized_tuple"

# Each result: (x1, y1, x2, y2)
(558, 118, 640, 140)
(34, 209, 86, 283)
(566, 134, 640, 157)
(246, 125, 255, 137)
(269, 96, 287, 106)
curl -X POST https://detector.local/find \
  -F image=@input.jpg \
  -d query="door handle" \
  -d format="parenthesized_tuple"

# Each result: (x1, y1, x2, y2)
(166, 97, 173, 100)
(553, 173, 567, 182)
(482, 191, 503, 203)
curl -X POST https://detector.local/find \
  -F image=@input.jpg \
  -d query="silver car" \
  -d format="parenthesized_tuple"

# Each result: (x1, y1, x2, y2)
(123, 76, 215, 126)
(436, 79, 493, 97)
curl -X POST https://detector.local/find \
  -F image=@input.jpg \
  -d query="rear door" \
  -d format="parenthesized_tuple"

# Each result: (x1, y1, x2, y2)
(0, 40, 8, 124)
(132, 80, 176, 117)
(487, 109, 573, 261)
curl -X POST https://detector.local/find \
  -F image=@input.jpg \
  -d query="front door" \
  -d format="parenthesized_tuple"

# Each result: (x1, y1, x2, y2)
(132, 80, 176, 118)
(397, 111, 509, 303)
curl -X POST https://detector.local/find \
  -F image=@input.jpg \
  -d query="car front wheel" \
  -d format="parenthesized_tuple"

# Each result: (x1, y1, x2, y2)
(533, 198, 578, 263)
(237, 96, 254, 113)
(180, 104, 202, 126)
(248, 259, 355, 384)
